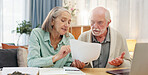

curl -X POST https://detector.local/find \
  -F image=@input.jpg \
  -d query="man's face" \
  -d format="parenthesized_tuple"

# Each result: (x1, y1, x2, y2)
(90, 12, 108, 36)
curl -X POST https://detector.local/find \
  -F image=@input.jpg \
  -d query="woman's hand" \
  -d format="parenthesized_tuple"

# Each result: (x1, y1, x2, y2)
(52, 45, 71, 63)
(71, 59, 85, 69)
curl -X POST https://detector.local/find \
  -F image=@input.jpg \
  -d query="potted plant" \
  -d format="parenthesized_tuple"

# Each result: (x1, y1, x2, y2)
(12, 20, 40, 45)
(16, 20, 32, 35)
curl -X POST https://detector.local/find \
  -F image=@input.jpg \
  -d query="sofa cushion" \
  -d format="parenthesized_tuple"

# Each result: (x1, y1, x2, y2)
(0, 49, 18, 68)
(17, 47, 28, 67)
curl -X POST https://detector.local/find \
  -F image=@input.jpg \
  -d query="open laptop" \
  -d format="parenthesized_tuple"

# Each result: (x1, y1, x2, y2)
(106, 43, 148, 75)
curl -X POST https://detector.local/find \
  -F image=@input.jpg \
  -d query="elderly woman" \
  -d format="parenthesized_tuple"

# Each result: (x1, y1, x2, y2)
(27, 7, 85, 68)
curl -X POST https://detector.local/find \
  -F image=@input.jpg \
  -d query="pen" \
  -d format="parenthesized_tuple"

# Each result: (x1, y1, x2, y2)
(65, 69, 80, 71)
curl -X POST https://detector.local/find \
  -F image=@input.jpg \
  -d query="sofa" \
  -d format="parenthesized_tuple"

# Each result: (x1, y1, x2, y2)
(0, 44, 28, 68)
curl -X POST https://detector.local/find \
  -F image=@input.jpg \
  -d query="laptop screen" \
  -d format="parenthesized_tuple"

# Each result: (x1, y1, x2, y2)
(130, 43, 148, 75)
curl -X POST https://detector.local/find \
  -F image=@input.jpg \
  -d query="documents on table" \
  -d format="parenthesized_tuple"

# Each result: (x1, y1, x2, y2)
(39, 67, 85, 75)
(39, 68, 65, 75)
(2, 67, 85, 75)
(70, 39, 101, 63)
(63, 67, 84, 74)
(2, 67, 38, 75)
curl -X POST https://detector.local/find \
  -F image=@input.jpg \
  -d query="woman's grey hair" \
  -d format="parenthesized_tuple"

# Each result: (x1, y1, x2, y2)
(42, 7, 70, 34)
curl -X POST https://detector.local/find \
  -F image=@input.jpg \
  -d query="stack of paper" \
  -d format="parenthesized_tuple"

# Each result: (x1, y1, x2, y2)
(39, 67, 85, 75)
(39, 68, 64, 75)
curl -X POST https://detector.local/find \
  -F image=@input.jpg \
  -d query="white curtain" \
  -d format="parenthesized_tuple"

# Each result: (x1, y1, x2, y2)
(0, 0, 3, 45)
(75, 0, 148, 42)
(130, 0, 148, 42)
(0, 0, 30, 46)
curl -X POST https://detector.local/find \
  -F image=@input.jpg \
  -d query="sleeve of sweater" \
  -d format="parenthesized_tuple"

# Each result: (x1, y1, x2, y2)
(117, 33, 132, 68)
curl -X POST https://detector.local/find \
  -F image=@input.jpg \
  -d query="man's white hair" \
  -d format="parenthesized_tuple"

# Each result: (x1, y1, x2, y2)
(89, 7, 111, 23)
(105, 9, 111, 23)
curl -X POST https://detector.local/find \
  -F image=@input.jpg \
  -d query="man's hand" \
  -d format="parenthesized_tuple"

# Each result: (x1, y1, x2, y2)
(71, 60, 85, 69)
(108, 52, 125, 66)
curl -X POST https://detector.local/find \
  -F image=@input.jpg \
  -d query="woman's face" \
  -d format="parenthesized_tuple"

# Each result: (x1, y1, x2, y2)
(52, 11, 71, 35)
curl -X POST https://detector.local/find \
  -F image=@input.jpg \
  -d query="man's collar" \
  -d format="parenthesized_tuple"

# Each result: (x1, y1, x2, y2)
(105, 28, 110, 43)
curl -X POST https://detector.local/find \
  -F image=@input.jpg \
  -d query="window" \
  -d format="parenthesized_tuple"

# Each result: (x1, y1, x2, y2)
(0, 0, 29, 46)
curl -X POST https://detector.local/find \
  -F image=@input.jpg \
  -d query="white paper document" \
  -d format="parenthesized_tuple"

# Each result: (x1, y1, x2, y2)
(70, 39, 101, 63)
(39, 68, 65, 75)
(2, 67, 38, 75)
(63, 67, 85, 74)
(39, 67, 85, 75)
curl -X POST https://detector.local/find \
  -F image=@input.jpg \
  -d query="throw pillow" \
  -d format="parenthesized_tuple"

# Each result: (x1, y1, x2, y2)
(0, 49, 18, 68)
(2, 43, 28, 50)
(17, 47, 28, 67)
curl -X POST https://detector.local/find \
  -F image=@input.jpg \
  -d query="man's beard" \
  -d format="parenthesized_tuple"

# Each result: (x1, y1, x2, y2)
(91, 26, 106, 36)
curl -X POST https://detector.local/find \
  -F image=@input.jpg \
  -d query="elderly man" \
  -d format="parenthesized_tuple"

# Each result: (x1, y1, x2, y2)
(78, 7, 131, 68)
